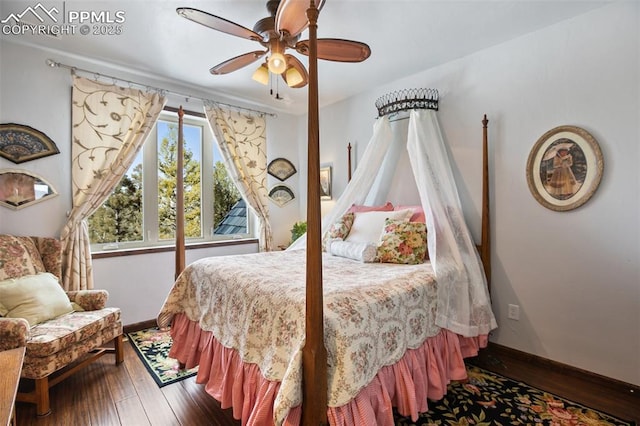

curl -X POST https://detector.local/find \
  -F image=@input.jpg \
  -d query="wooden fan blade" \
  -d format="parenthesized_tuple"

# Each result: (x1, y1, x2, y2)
(210, 51, 267, 75)
(275, 0, 326, 38)
(296, 38, 371, 62)
(177, 7, 263, 42)
(282, 54, 309, 88)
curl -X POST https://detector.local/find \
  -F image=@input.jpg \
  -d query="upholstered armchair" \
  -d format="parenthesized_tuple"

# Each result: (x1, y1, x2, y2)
(0, 235, 124, 416)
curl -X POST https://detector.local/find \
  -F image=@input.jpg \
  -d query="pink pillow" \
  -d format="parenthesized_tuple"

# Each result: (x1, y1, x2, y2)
(396, 205, 426, 223)
(347, 202, 394, 213)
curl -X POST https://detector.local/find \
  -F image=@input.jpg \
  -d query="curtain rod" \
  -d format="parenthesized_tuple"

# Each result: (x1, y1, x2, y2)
(46, 59, 277, 118)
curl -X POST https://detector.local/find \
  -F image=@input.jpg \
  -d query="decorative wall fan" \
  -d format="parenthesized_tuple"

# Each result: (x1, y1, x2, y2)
(269, 184, 295, 207)
(268, 157, 297, 181)
(176, 0, 371, 88)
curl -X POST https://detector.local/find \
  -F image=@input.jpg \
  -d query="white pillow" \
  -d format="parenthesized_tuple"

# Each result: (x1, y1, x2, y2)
(328, 240, 377, 263)
(345, 208, 413, 244)
(0, 272, 73, 327)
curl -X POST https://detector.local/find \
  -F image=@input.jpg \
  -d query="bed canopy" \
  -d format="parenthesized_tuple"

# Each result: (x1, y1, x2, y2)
(290, 91, 496, 338)
(287, 88, 496, 422)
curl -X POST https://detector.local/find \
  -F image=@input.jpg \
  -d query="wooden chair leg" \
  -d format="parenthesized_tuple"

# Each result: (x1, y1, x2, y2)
(114, 334, 124, 365)
(34, 377, 51, 417)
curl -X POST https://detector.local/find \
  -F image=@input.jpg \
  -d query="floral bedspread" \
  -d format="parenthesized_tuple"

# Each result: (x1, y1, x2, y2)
(157, 248, 440, 423)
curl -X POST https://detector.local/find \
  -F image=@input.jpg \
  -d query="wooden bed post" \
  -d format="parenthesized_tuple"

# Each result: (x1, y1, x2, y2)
(302, 1, 328, 425)
(347, 143, 352, 182)
(480, 114, 491, 292)
(175, 106, 185, 280)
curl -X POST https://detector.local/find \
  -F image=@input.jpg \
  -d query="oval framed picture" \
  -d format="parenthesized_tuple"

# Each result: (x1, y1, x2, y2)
(526, 125, 604, 211)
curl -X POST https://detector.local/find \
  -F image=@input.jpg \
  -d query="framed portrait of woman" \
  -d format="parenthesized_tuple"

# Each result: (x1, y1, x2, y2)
(526, 125, 603, 212)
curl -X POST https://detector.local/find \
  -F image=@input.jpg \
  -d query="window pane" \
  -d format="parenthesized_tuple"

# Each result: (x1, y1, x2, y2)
(157, 120, 202, 241)
(88, 151, 143, 244)
(212, 144, 245, 235)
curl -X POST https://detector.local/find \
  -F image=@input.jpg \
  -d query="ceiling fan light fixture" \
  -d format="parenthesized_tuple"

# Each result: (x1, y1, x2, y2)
(268, 52, 287, 75)
(267, 38, 287, 75)
(252, 63, 270, 85)
(285, 66, 304, 87)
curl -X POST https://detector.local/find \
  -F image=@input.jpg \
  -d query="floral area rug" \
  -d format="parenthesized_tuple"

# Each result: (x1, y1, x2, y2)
(127, 327, 198, 387)
(394, 365, 635, 425)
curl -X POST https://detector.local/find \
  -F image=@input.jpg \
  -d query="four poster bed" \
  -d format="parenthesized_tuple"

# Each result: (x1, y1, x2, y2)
(157, 113, 495, 425)
(157, 2, 496, 425)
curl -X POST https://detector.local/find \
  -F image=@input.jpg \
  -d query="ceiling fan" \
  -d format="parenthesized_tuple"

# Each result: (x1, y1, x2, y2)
(176, 0, 371, 89)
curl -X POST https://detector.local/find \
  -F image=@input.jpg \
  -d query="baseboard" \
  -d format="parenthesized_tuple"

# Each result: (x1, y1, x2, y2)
(123, 319, 157, 334)
(485, 342, 640, 395)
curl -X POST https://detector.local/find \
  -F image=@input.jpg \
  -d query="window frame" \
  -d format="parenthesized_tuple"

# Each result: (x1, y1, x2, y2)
(89, 107, 253, 253)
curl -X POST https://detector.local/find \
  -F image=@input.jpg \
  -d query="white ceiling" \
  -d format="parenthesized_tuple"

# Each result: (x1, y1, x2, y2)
(1, 1, 610, 115)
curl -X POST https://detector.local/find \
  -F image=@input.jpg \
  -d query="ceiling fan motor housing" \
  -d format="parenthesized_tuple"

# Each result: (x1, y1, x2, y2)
(253, 14, 300, 48)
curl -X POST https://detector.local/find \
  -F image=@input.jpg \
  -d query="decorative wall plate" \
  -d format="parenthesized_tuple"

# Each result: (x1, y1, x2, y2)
(267, 158, 297, 181)
(269, 184, 295, 207)
(0, 123, 60, 164)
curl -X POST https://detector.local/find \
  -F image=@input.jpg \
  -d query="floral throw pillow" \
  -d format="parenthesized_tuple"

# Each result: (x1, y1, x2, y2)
(322, 212, 355, 251)
(376, 219, 427, 264)
(0, 235, 46, 281)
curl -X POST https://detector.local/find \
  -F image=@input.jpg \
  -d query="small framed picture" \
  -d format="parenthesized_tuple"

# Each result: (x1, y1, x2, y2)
(319, 164, 332, 200)
(526, 125, 604, 211)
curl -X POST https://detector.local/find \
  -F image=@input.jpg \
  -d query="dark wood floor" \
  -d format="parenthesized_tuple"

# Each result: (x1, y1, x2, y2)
(15, 339, 640, 425)
(469, 344, 640, 424)
(15, 336, 240, 426)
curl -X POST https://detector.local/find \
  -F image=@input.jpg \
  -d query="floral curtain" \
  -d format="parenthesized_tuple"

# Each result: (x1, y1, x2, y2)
(204, 103, 272, 251)
(60, 75, 166, 290)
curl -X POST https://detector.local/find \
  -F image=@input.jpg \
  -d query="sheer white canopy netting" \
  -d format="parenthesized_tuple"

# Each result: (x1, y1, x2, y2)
(290, 109, 496, 337)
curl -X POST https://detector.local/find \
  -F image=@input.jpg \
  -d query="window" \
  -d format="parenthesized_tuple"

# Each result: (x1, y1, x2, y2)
(88, 109, 251, 251)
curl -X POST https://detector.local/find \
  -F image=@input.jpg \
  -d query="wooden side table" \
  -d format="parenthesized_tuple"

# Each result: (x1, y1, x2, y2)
(0, 347, 25, 426)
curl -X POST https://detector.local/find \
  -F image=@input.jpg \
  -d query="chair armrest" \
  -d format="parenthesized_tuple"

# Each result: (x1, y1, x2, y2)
(66, 290, 109, 311)
(0, 317, 30, 350)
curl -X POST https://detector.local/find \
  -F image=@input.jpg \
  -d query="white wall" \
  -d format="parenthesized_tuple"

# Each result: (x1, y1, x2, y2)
(315, 2, 639, 386)
(0, 41, 304, 325)
(266, 113, 305, 248)
(1, 1, 637, 387)
(92, 243, 258, 325)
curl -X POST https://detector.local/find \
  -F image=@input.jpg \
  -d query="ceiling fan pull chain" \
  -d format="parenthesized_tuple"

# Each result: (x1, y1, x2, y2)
(270, 73, 274, 96)
(275, 76, 282, 100)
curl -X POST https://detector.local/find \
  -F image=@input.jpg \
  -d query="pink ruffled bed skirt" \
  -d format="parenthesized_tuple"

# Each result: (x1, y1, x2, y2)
(168, 313, 487, 426)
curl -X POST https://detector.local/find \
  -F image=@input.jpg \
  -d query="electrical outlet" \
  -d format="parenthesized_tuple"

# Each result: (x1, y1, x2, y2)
(508, 304, 520, 320)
